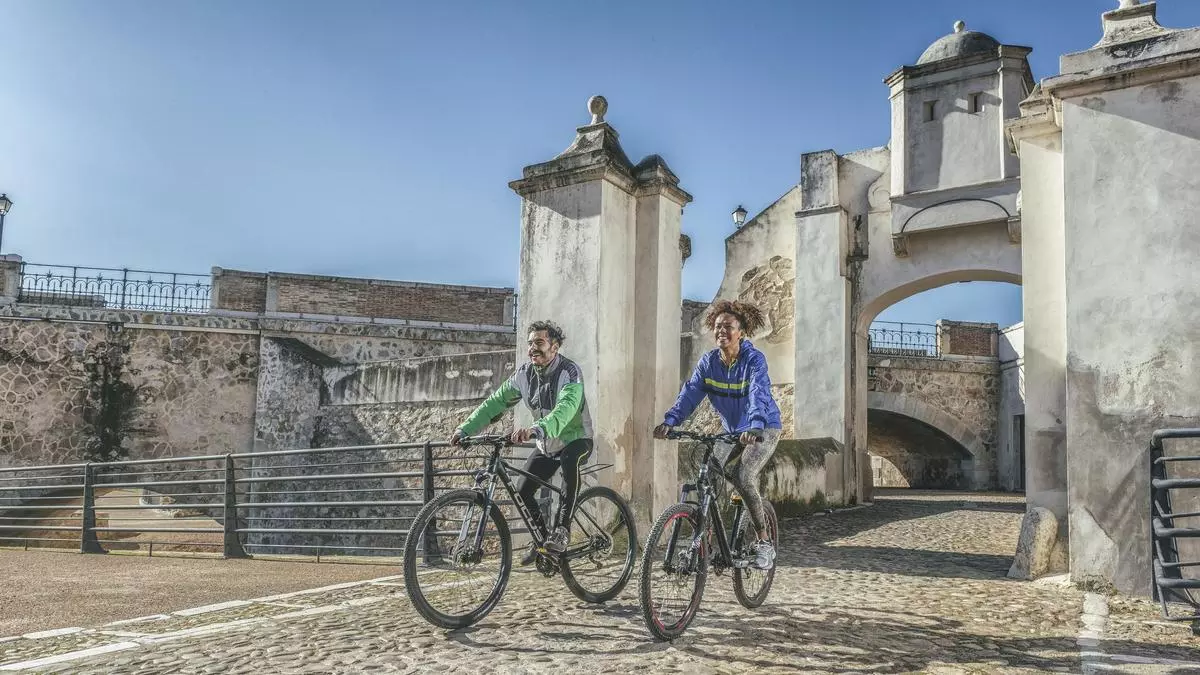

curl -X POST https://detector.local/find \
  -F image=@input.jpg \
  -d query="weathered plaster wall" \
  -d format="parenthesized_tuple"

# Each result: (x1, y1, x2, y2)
(325, 350, 514, 406)
(997, 323, 1026, 491)
(795, 151, 854, 505)
(903, 66, 1006, 193)
(1007, 97, 1068, 555)
(1061, 71, 1200, 595)
(704, 186, 801, 383)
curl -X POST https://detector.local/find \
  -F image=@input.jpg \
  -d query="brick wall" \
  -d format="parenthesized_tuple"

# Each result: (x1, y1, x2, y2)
(211, 268, 514, 326)
(938, 320, 997, 357)
(273, 274, 511, 325)
(211, 269, 267, 313)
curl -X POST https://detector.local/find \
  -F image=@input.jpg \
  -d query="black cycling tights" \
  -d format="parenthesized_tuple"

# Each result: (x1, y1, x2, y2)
(516, 438, 593, 537)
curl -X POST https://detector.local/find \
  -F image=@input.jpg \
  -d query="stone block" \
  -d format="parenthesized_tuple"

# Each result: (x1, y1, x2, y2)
(1008, 506, 1060, 580)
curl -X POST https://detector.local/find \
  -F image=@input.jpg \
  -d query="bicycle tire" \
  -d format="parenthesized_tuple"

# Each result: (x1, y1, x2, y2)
(560, 486, 638, 604)
(402, 488, 512, 629)
(732, 500, 778, 609)
(638, 502, 708, 641)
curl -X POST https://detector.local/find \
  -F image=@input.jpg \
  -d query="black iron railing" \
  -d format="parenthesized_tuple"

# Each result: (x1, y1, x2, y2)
(1149, 428, 1200, 628)
(868, 321, 939, 358)
(0, 440, 587, 563)
(18, 263, 211, 313)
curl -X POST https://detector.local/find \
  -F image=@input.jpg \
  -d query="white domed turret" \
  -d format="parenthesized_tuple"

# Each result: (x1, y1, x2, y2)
(917, 21, 1002, 65)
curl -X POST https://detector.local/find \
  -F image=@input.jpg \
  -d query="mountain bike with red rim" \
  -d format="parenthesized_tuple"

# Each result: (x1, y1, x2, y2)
(638, 429, 779, 641)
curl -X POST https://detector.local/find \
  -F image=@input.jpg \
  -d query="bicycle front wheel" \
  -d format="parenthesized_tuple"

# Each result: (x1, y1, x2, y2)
(402, 488, 512, 629)
(560, 486, 638, 603)
(732, 499, 778, 609)
(638, 503, 707, 641)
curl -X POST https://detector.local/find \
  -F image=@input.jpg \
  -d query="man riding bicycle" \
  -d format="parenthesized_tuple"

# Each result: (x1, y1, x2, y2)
(450, 320, 593, 565)
(654, 299, 782, 570)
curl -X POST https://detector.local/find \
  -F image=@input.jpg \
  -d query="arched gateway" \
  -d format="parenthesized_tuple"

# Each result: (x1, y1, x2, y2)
(519, 3, 1200, 597)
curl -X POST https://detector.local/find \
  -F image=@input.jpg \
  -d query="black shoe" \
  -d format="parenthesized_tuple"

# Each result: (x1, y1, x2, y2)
(543, 526, 569, 554)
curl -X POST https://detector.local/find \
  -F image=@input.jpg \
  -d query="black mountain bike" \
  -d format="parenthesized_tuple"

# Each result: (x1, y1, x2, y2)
(638, 429, 779, 641)
(402, 434, 638, 629)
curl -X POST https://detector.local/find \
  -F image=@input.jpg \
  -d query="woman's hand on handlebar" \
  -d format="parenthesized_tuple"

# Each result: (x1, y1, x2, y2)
(739, 431, 763, 446)
(653, 423, 672, 440)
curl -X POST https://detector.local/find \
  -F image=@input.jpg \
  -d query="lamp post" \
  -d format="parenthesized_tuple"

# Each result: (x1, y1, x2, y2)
(732, 204, 747, 229)
(0, 194, 12, 253)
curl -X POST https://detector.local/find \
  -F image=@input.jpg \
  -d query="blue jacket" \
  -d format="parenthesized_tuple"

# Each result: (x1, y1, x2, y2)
(663, 338, 782, 433)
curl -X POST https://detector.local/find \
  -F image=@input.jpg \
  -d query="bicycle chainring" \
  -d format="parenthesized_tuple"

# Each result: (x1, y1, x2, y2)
(535, 553, 560, 577)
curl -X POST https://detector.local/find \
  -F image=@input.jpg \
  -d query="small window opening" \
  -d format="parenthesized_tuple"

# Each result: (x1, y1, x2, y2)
(969, 93, 983, 113)
(923, 100, 937, 122)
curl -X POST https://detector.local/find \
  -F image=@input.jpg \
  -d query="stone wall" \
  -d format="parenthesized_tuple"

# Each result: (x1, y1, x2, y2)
(0, 309, 260, 466)
(0, 304, 516, 471)
(867, 354, 1000, 488)
(0, 318, 108, 466)
(867, 409, 969, 489)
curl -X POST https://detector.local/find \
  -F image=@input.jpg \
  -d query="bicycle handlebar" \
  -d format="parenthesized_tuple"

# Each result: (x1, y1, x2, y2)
(456, 434, 545, 454)
(663, 429, 745, 445)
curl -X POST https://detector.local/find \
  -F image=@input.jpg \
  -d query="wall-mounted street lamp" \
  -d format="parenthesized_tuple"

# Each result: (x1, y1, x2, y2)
(732, 204, 747, 229)
(0, 194, 12, 252)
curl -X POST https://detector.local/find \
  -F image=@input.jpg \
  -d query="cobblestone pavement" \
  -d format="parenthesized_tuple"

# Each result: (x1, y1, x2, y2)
(4, 491, 1199, 673)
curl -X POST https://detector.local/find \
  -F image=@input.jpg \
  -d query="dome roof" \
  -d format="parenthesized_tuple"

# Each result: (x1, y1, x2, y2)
(917, 21, 1000, 65)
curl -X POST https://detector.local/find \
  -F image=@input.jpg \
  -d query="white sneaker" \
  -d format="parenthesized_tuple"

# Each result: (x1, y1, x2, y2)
(753, 541, 776, 570)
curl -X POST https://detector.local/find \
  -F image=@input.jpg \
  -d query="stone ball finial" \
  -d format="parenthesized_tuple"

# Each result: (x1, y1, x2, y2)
(954, 20, 966, 33)
(588, 95, 608, 125)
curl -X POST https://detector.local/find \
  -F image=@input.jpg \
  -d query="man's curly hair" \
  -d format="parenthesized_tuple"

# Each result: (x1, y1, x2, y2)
(527, 320, 565, 345)
(703, 300, 765, 337)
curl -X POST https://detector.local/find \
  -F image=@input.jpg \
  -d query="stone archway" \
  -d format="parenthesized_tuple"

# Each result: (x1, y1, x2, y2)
(868, 392, 985, 459)
(868, 391, 986, 489)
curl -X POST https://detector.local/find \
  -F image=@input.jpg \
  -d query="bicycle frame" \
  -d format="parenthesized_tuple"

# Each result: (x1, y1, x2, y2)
(665, 434, 753, 574)
(454, 438, 613, 564)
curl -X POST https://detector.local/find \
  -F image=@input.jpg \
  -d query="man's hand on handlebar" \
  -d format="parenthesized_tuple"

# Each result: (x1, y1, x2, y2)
(739, 431, 763, 446)
(653, 423, 672, 440)
(509, 427, 539, 445)
(449, 429, 464, 447)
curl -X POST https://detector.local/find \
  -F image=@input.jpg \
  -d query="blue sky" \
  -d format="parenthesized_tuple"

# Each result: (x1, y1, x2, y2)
(3, 1, 1199, 328)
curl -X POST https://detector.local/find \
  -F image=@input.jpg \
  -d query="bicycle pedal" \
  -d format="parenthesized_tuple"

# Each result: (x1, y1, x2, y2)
(731, 559, 752, 569)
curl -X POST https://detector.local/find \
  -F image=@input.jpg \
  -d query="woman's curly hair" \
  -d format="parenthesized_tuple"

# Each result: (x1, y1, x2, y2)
(703, 300, 765, 337)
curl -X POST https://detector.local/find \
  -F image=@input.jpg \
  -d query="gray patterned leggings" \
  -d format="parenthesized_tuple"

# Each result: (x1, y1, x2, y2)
(714, 427, 781, 536)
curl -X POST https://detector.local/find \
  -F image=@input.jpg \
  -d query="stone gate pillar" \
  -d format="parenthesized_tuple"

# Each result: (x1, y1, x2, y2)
(1007, 87, 1069, 573)
(509, 96, 692, 528)
(794, 150, 859, 505)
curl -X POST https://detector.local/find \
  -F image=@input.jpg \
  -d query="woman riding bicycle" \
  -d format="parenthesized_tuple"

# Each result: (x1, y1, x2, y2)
(653, 299, 782, 570)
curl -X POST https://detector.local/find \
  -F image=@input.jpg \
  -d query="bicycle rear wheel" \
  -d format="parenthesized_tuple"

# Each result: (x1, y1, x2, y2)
(638, 503, 707, 641)
(732, 500, 778, 609)
(560, 486, 638, 603)
(402, 489, 512, 629)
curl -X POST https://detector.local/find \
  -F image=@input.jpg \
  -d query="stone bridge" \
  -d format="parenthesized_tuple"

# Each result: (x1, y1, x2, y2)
(866, 320, 1023, 491)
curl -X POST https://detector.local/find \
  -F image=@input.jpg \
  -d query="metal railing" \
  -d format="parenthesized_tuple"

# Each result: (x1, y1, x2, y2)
(0, 440, 572, 562)
(868, 321, 939, 358)
(1149, 428, 1200, 627)
(18, 263, 211, 314)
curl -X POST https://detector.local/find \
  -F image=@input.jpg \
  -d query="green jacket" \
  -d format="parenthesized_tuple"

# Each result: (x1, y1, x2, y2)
(457, 354, 593, 454)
